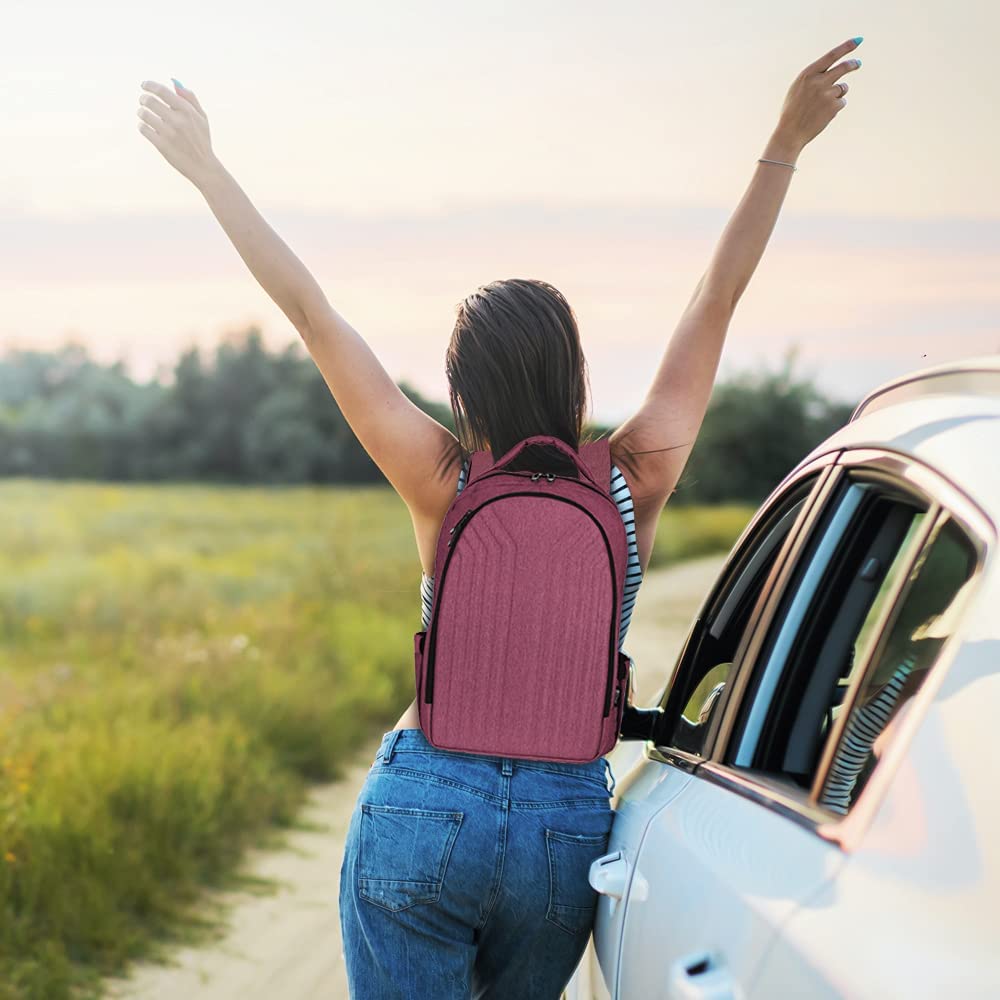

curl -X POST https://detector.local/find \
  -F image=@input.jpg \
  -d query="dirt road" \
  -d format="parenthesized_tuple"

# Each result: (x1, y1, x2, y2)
(103, 553, 726, 999)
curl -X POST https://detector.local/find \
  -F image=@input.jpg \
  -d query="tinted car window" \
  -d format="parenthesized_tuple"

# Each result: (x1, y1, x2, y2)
(818, 517, 977, 814)
(660, 472, 822, 758)
(729, 472, 931, 788)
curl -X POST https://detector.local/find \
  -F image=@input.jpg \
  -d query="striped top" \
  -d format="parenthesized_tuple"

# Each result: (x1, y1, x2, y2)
(819, 651, 918, 815)
(420, 457, 644, 654)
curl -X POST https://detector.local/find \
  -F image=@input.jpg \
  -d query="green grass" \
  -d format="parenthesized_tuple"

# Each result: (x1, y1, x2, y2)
(0, 479, 753, 999)
(648, 502, 755, 570)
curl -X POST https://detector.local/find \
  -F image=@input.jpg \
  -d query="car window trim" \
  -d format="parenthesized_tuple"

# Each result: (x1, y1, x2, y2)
(643, 743, 703, 773)
(709, 498, 808, 640)
(707, 459, 845, 759)
(645, 451, 841, 770)
(696, 760, 833, 834)
(691, 447, 993, 851)
(730, 480, 870, 769)
(841, 448, 996, 542)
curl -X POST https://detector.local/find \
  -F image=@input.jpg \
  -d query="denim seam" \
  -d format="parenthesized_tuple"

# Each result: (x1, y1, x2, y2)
(517, 763, 610, 784)
(369, 767, 502, 804)
(384, 747, 505, 766)
(379, 747, 607, 783)
(546, 830, 608, 846)
(373, 766, 611, 809)
(545, 833, 581, 936)
(361, 803, 465, 820)
(511, 799, 611, 811)
(475, 767, 510, 932)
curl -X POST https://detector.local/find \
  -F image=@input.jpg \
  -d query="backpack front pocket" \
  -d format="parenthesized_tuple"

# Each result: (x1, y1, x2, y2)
(358, 803, 464, 912)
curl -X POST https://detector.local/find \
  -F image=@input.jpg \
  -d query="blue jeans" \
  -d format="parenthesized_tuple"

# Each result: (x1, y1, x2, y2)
(339, 726, 617, 999)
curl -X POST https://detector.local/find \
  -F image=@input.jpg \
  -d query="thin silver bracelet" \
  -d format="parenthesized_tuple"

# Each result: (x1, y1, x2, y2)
(758, 157, 797, 171)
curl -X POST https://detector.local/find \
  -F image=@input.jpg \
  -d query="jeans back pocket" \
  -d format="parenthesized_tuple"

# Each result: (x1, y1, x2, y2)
(358, 803, 464, 912)
(544, 827, 611, 936)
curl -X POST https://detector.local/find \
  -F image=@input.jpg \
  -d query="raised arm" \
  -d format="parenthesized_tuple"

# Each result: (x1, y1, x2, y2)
(609, 36, 864, 515)
(136, 79, 459, 515)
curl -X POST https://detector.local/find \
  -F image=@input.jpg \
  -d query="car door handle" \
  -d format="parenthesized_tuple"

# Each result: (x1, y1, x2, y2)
(667, 951, 737, 1000)
(589, 849, 627, 898)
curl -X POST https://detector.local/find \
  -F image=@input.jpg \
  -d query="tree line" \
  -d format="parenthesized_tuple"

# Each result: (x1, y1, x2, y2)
(0, 328, 853, 505)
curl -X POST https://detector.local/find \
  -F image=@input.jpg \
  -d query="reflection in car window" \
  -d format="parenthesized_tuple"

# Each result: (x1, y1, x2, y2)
(819, 518, 977, 814)
(820, 513, 928, 741)
(666, 475, 818, 757)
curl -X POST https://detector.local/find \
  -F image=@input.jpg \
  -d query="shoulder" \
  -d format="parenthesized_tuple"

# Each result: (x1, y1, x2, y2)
(407, 434, 468, 522)
(609, 437, 676, 517)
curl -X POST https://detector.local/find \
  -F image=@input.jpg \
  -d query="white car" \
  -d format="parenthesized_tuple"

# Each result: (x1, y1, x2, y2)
(567, 354, 1000, 1000)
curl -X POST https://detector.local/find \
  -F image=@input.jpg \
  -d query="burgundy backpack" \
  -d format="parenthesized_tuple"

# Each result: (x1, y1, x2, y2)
(414, 433, 634, 763)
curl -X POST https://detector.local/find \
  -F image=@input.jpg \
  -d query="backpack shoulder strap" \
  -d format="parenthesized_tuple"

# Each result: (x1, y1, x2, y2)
(467, 448, 492, 485)
(579, 436, 612, 494)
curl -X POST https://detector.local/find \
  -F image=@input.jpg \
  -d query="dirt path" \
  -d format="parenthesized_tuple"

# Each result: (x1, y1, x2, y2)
(103, 553, 727, 999)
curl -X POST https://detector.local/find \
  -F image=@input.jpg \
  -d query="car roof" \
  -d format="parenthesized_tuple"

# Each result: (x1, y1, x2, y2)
(850, 353, 1000, 421)
(796, 354, 1000, 526)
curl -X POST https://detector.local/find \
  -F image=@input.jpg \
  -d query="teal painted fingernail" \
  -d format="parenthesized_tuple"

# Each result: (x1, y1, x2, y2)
(171, 77, 184, 89)
(852, 36, 863, 44)
(855, 58, 862, 67)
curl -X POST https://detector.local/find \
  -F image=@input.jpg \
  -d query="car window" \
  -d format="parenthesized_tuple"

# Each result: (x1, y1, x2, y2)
(817, 517, 978, 814)
(729, 471, 932, 788)
(658, 471, 823, 758)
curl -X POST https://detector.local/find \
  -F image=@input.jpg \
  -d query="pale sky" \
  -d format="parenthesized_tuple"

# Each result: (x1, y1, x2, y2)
(2, 0, 999, 423)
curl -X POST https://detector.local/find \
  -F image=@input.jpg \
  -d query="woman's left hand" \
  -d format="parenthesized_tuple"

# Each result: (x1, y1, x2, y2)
(137, 79, 220, 188)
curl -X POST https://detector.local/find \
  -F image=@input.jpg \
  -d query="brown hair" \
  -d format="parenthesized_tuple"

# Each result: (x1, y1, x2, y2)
(444, 278, 595, 477)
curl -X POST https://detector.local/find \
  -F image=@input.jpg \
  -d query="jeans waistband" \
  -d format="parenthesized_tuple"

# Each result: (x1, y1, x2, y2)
(375, 728, 616, 795)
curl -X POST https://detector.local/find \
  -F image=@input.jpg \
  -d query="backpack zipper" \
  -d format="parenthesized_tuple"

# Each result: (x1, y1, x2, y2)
(426, 491, 620, 717)
(449, 469, 617, 546)
(469, 466, 611, 503)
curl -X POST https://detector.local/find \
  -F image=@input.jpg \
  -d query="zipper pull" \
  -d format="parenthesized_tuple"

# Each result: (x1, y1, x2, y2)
(447, 509, 473, 545)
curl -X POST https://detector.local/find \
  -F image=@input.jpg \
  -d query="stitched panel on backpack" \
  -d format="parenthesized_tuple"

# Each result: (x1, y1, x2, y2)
(429, 496, 614, 759)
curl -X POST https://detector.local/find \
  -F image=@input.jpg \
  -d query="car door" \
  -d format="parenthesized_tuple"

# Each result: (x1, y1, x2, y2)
(746, 450, 992, 999)
(581, 452, 839, 999)
(608, 447, 984, 999)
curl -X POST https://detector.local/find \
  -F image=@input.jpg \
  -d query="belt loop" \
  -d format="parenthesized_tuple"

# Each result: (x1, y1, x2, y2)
(501, 757, 513, 776)
(383, 729, 403, 765)
(604, 758, 616, 797)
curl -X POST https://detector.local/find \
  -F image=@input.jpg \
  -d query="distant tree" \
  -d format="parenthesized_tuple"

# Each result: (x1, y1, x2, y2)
(0, 333, 854, 497)
(0, 343, 153, 479)
(674, 346, 854, 504)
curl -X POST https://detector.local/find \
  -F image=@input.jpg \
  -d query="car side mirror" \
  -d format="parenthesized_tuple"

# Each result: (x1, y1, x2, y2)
(620, 705, 664, 741)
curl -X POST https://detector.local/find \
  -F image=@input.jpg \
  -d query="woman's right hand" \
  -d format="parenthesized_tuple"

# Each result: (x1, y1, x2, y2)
(772, 37, 864, 152)
(138, 79, 221, 190)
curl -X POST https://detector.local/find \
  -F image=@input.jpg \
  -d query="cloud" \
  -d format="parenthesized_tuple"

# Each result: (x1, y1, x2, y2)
(3, 202, 998, 284)
(2, 202, 998, 419)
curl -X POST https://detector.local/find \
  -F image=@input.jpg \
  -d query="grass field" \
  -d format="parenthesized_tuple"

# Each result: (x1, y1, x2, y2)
(0, 479, 754, 999)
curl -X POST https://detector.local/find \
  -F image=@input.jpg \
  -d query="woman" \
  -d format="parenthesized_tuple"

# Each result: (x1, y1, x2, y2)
(138, 34, 862, 998)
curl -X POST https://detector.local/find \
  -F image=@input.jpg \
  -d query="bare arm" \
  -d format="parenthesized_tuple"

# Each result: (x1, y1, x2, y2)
(610, 36, 864, 512)
(137, 79, 460, 516)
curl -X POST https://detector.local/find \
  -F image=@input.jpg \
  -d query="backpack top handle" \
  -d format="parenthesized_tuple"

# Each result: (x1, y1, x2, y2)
(468, 433, 609, 492)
